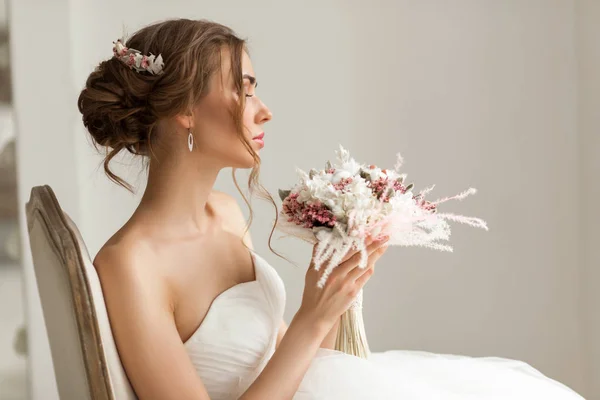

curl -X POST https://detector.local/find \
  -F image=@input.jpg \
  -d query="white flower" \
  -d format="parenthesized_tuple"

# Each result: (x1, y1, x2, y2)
(384, 169, 399, 180)
(113, 40, 127, 56)
(368, 167, 384, 181)
(336, 145, 351, 163)
(149, 54, 164, 75)
(277, 145, 488, 285)
(389, 191, 418, 211)
(297, 173, 338, 204)
(331, 204, 346, 219)
(297, 188, 311, 203)
(335, 145, 363, 175)
(339, 159, 362, 176)
(331, 170, 352, 184)
(133, 54, 143, 68)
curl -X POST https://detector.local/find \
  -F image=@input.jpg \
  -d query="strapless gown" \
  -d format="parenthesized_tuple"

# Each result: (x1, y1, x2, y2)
(183, 252, 584, 399)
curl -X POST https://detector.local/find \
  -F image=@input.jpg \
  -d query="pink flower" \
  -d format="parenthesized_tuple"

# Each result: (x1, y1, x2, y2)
(127, 54, 136, 66)
(283, 193, 336, 228)
(332, 177, 353, 191)
(369, 177, 406, 202)
(413, 194, 437, 213)
(140, 56, 149, 69)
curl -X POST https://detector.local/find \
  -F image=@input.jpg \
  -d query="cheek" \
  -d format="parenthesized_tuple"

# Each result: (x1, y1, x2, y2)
(242, 101, 256, 131)
(198, 97, 236, 135)
(195, 98, 251, 160)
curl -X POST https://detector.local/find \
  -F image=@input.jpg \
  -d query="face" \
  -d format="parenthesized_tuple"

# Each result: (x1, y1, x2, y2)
(189, 48, 272, 169)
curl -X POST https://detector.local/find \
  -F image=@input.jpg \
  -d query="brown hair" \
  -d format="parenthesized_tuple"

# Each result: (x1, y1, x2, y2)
(78, 19, 252, 188)
(78, 19, 280, 248)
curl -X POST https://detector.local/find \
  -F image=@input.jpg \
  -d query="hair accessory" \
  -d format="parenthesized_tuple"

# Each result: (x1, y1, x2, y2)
(112, 39, 164, 75)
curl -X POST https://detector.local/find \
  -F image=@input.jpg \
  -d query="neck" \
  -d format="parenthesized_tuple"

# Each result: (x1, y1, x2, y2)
(137, 150, 223, 235)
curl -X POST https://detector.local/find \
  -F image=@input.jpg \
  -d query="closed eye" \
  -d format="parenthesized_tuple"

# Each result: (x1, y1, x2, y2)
(243, 74, 258, 88)
(243, 74, 257, 99)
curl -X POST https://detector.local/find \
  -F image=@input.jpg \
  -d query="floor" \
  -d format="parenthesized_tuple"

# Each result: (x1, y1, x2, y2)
(0, 263, 28, 400)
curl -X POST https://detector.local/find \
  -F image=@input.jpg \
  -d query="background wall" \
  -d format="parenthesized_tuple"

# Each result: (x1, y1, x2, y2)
(10, 0, 596, 399)
(10, 1, 80, 399)
(577, 0, 600, 397)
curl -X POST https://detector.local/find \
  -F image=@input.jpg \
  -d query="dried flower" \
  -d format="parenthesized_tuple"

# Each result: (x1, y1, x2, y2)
(277, 145, 488, 288)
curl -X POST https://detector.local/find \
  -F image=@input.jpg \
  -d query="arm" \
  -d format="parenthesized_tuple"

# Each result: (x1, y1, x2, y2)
(215, 192, 383, 398)
(96, 246, 212, 400)
(97, 244, 329, 400)
(240, 312, 328, 399)
(319, 318, 340, 349)
(278, 318, 339, 350)
(96, 194, 383, 400)
(276, 320, 288, 348)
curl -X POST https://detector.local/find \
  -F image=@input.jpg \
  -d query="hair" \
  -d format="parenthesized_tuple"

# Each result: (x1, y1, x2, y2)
(78, 18, 281, 253)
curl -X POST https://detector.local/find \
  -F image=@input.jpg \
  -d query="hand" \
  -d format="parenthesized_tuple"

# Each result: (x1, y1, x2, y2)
(296, 236, 389, 334)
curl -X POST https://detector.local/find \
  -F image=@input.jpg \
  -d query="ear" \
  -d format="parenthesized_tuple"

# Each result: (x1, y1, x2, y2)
(174, 111, 194, 131)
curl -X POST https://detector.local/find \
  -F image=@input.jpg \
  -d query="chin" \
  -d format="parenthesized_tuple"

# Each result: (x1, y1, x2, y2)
(212, 139, 261, 169)
(230, 159, 256, 169)
(228, 149, 261, 169)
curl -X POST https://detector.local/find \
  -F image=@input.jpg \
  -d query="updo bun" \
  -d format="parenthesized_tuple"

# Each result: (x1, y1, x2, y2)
(79, 57, 157, 154)
(77, 18, 247, 190)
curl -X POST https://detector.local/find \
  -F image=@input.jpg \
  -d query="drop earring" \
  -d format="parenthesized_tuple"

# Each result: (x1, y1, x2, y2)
(188, 129, 194, 152)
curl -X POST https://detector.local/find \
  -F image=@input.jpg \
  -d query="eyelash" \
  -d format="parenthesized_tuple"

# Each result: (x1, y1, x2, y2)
(245, 94, 254, 98)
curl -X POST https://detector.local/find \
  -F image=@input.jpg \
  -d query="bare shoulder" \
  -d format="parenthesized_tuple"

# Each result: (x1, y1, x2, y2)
(94, 231, 153, 276)
(209, 190, 252, 248)
(94, 232, 171, 309)
(92, 232, 208, 398)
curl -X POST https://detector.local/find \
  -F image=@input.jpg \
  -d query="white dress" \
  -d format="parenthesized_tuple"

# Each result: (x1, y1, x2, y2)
(183, 252, 585, 400)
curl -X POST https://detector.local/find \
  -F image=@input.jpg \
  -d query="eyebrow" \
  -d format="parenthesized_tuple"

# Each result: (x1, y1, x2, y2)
(243, 74, 258, 88)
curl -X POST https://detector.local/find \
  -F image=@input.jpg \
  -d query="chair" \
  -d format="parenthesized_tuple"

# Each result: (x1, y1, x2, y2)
(26, 185, 136, 400)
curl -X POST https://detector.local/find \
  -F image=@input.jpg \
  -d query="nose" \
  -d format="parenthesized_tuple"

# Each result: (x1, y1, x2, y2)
(257, 99, 272, 124)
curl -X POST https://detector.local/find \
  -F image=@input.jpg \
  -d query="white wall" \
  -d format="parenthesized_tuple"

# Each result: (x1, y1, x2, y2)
(11, 0, 593, 399)
(356, 0, 585, 387)
(577, 0, 600, 398)
(342, 1, 586, 393)
(10, 1, 78, 398)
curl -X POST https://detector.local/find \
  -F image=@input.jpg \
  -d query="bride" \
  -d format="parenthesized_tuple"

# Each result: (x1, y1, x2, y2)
(78, 18, 584, 400)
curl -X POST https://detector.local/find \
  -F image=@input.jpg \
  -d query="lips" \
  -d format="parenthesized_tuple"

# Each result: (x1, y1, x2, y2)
(252, 132, 265, 149)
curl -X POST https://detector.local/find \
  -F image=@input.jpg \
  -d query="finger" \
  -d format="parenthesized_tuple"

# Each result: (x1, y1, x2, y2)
(354, 265, 375, 289)
(365, 235, 377, 247)
(310, 245, 358, 288)
(340, 247, 359, 263)
(316, 236, 389, 286)
(310, 244, 340, 270)
(333, 237, 389, 278)
(340, 236, 378, 262)
(344, 237, 388, 274)
(364, 236, 389, 255)
(331, 242, 367, 269)
(347, 245, 387, 281)
(315, 234, 382, 268)
(348, 261, 374, 282)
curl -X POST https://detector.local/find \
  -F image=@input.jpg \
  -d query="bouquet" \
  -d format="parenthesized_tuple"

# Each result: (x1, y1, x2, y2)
(277, 146, 488, 358)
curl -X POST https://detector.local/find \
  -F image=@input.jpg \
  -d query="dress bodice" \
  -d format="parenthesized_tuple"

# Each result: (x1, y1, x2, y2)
(183, 252, 286, 400)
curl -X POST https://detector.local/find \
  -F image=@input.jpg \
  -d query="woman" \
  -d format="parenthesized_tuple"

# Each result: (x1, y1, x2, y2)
(78, 18, 584, 400)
